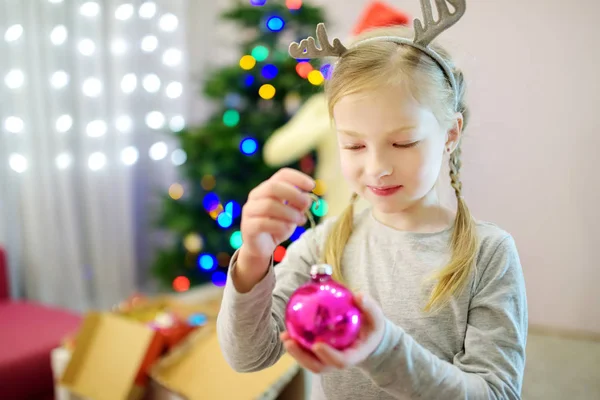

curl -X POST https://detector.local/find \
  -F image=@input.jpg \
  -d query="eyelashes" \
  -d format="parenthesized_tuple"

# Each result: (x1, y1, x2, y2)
(343, 141, 420, 150)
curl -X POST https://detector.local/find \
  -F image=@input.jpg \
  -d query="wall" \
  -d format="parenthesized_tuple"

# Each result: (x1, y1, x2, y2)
(186, 0, 600, 334)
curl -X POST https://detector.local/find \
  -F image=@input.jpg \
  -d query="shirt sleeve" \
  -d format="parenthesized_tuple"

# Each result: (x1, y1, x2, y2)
(216, 224, 324, 372)
(357, 235, 528, 399)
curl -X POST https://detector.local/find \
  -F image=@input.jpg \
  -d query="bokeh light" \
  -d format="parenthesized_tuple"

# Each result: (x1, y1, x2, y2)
(313, 179, 327, 196)
(239, 55, 256, 70)
(259, 84, 276, 100)
(212, 271, 227, 287)
(223, 110, 240, 127)
(308, 70, 324, 86)
(266, 16, 284, 32)
(261, 64, 278, 80)
(172, 276, 190, 292)
(295, 62, 313, 78)
(274, 246, 286, 262)
(311, 198, 329, 217)
(203, 192, 220, 212)
(168, 183, 184, 200)
(240, 137, 258, 155)
(230, 231, 243, 249)
(198, 254, 217, 271)
(252, 46, 269, 61)
(201, 175, 216, 191)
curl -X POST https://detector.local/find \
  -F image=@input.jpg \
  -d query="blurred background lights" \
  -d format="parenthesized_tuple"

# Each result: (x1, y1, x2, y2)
(88, 152, 106, 171)
(240, 137, 258, 155)
(171, 149, 187, 166)
(141, 35, 158, 52)
(121, 147, 139, 166)
(51, 70, 69, 88)
(4, 24, 23, 42)
(56, 115, 73, 132)
(80, 2, 100, 17)
(230, 231, 243, 250)
(78, 38, 96, 56)
(159, 13, 179, 31)
(5, 69, 24, 89)
(169, 115, 185, 132)
(9, 154, 28, 173)
(162, 48, 182, 67)
(142, 74, 161, 92)
(116, 115, 133, 133)
(149, 142, 168, 161)
(145, 111, 165, 129)
(55, 153, 72, 170)
(211, 271, 227, 287)
(198, 254, 216, 271)
(111, 39, 127, 55)
(169, 183, 184, 200)
(4, 117, 24, 133)
(121, 73, 137, 93)
(115, 4, 134, 20)
(50, 25, 67, 45)
(55, 153, 73, 169)
(139, 2, 157, 19)
(266, 16, 284, 32)
(82, 77, 102, 97)
(86, 120, 107, 137)
(166, 81, 182, 98)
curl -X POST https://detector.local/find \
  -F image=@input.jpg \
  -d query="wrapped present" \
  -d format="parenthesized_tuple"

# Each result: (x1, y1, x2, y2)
(58, 294, 209, 400)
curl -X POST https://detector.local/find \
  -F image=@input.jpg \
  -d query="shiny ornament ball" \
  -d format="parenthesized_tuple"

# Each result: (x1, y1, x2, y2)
(285, 264, 361, 351)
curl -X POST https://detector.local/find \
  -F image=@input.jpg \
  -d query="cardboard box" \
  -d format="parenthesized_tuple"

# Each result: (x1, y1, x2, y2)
(59, 312, 164, 400)
(150, 324, 302, 400)
(56, 293, 305, 400)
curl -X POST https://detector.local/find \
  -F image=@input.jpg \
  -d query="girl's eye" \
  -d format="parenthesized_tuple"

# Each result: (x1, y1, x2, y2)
(344, 145, 364, 150)
(394, 141, 419, 149)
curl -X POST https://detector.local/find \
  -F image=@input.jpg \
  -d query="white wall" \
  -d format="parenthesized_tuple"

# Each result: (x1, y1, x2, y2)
(187, 0, 600, 333)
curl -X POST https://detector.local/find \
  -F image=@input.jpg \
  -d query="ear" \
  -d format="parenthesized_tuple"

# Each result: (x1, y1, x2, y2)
(445, 112, 463, 154)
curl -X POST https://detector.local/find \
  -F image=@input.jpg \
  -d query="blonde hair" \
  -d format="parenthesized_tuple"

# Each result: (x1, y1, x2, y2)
(321, 26, 478, 313)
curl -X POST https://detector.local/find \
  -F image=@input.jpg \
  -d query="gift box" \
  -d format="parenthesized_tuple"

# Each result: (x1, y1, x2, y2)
(58, 295, 208, 400)
(56, 293, 304, 400)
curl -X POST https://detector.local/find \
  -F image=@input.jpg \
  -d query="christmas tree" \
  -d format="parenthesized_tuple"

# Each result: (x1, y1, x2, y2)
(151, 0, 330, 291)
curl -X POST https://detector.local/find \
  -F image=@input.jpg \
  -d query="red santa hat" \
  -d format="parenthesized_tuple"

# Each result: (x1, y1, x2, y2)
(352, 1, 411, 36)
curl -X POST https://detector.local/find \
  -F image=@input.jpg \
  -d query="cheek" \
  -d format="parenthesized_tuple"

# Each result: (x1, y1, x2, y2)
(403, 142, 444, 182)
(339, 154, 356, 180)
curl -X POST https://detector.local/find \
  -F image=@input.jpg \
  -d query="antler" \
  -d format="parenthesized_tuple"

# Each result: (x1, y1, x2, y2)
(289, 23, 347, 59)
(413, 0, 466, 46)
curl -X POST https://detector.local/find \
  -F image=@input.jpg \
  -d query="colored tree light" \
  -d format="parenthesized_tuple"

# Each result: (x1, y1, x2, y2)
(240, 137, 258, 155)
(198, 254, 217, 271)
(267, 16, 285, 32)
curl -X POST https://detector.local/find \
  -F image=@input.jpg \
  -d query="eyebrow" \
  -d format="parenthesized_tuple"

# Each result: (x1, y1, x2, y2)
(337, 126, 417, 137)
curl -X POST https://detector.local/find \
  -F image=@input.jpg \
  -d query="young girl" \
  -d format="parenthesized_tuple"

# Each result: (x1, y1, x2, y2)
(217, 4, 527, 399)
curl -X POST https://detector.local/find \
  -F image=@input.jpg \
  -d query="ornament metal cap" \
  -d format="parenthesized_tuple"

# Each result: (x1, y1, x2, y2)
(310, 264, 333, 276)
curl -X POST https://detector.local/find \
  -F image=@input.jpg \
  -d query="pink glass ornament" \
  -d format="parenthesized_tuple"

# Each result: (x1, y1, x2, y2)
(285, 264, 361, 351)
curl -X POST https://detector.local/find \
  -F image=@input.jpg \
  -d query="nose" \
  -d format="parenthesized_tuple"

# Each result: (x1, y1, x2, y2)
(365, 148, 393, 179)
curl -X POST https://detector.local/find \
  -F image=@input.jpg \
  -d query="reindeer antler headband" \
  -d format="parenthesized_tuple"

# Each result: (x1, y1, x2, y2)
(289, 0, 466, 108)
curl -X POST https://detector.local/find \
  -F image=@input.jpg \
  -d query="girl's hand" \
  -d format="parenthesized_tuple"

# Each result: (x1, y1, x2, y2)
(280, 293, 387, 373)
(240, 168, 314, 260)
(234, 168, 314, 293)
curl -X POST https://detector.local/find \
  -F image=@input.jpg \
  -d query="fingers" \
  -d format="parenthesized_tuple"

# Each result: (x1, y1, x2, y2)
(249, 180, 313, 212)
(272, 168, 315, 193)
(244, 198, 307, 226)
(312, 343, 347, 369)
(241, 216, 295, 239)
(283, 339, 329, 374)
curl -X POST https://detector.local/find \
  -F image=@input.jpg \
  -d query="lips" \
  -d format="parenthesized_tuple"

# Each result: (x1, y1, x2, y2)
(368, 185, 403, 196)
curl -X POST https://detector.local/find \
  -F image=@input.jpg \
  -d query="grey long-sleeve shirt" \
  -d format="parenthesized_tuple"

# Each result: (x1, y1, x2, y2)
(217, 208, 528, 399)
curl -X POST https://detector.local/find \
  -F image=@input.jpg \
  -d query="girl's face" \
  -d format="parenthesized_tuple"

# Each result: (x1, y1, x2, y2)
(333, 84, 459, 215)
